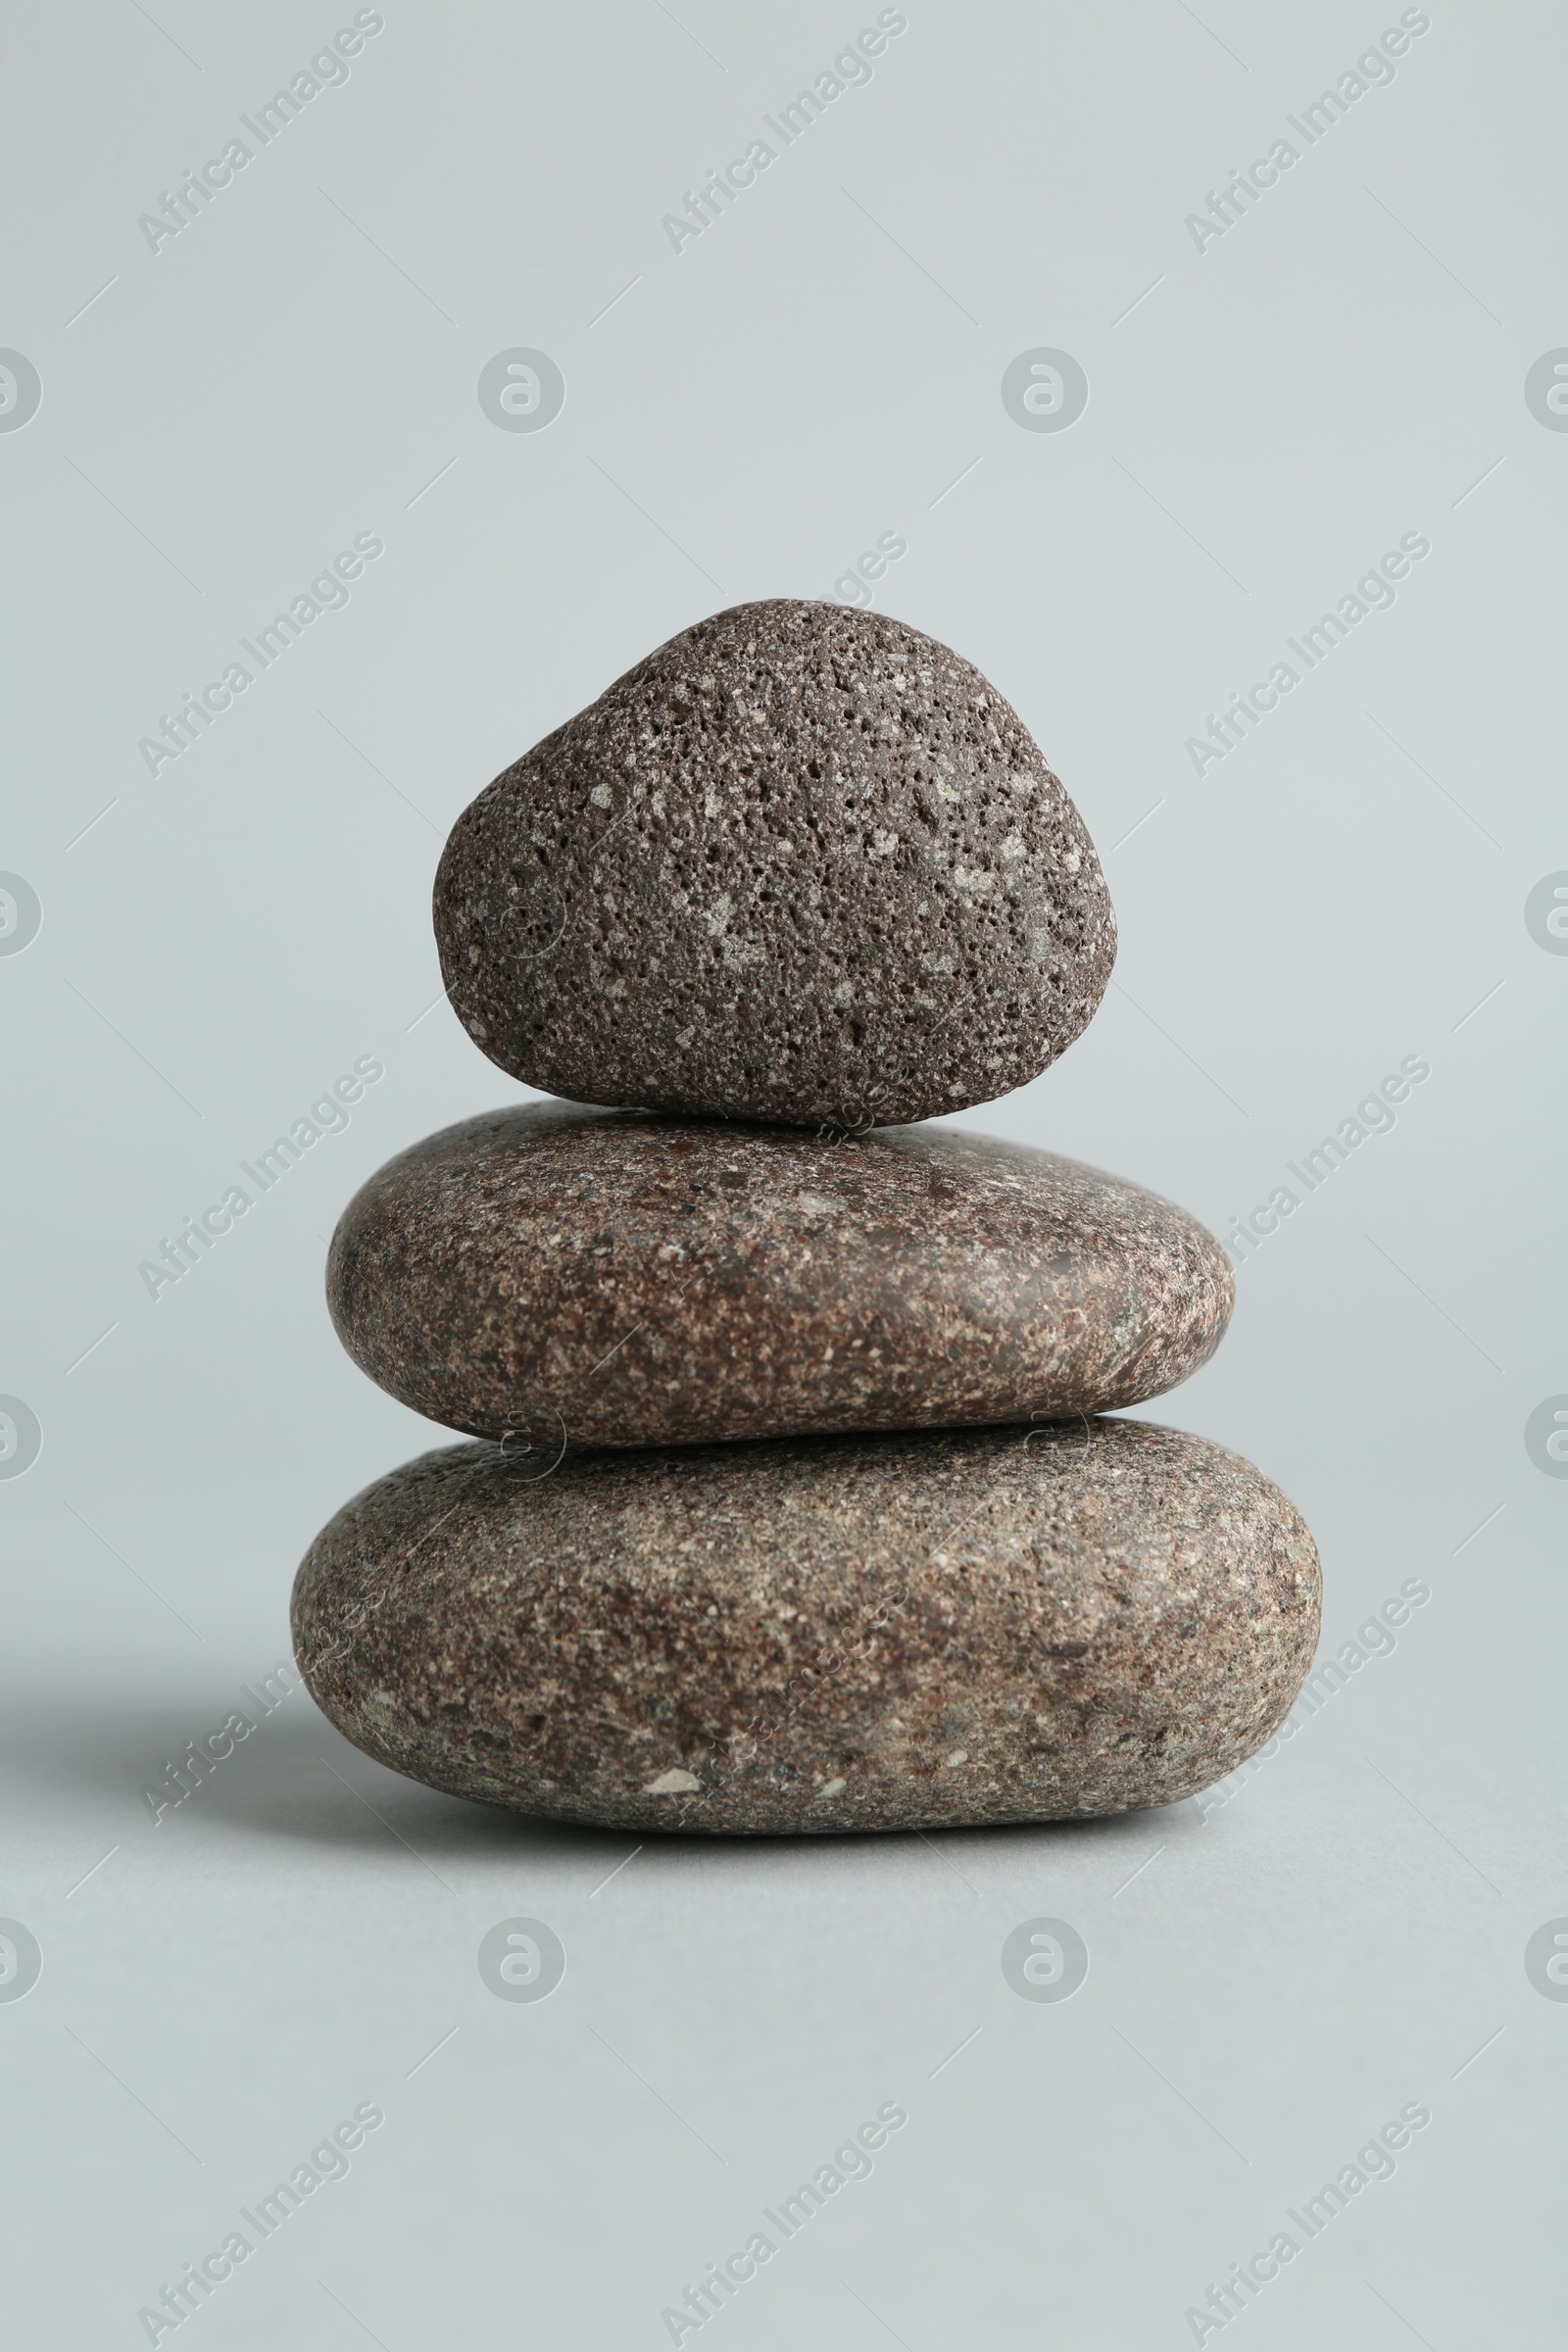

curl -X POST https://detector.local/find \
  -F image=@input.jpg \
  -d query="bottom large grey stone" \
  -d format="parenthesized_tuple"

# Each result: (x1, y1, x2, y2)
(291, 1419, 1320, 1835)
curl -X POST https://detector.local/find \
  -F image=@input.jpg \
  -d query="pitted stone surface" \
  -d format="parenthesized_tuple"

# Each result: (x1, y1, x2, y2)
(291, 1419, 1320, 1835)
(327, 1107, 1234, 1449)
(432, 600, 1115, 1126)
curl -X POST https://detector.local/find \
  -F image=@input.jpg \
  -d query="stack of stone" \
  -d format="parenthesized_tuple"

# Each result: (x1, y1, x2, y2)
(292, 602, 1319, 1834)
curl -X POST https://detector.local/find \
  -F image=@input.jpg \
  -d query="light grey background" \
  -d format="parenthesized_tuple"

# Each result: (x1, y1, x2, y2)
(3, 2, 1564, 2344)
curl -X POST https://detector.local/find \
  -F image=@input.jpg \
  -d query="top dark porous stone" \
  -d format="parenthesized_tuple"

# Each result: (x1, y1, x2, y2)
(433, 599, 1116, 1126)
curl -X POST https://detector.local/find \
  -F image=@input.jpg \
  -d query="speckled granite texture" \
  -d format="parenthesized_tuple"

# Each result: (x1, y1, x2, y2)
(432, 600, 1115, 1128)
(327, 1106, 1234, 1448)
(291, 1419, 1319, 1834)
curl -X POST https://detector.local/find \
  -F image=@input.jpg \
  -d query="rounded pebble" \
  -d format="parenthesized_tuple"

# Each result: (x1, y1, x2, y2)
(327, 1106, 1234, 1449)
(291, 1418, 1320, 1835)
(432, 599, 1116, 1127)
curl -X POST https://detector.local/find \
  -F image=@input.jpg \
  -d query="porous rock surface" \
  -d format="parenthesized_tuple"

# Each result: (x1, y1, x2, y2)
(327, 1106, 1234, 1449)
(291, 1419, 1319, 1834)
(432, 600, 1115, 1127)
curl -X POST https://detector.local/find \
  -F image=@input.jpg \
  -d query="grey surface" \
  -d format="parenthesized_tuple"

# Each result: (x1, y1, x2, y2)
(1, 2, 1562, 2345)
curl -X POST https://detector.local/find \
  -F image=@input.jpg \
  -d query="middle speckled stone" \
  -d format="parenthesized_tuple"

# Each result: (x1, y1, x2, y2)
(327, 1105, 1233, 1449)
